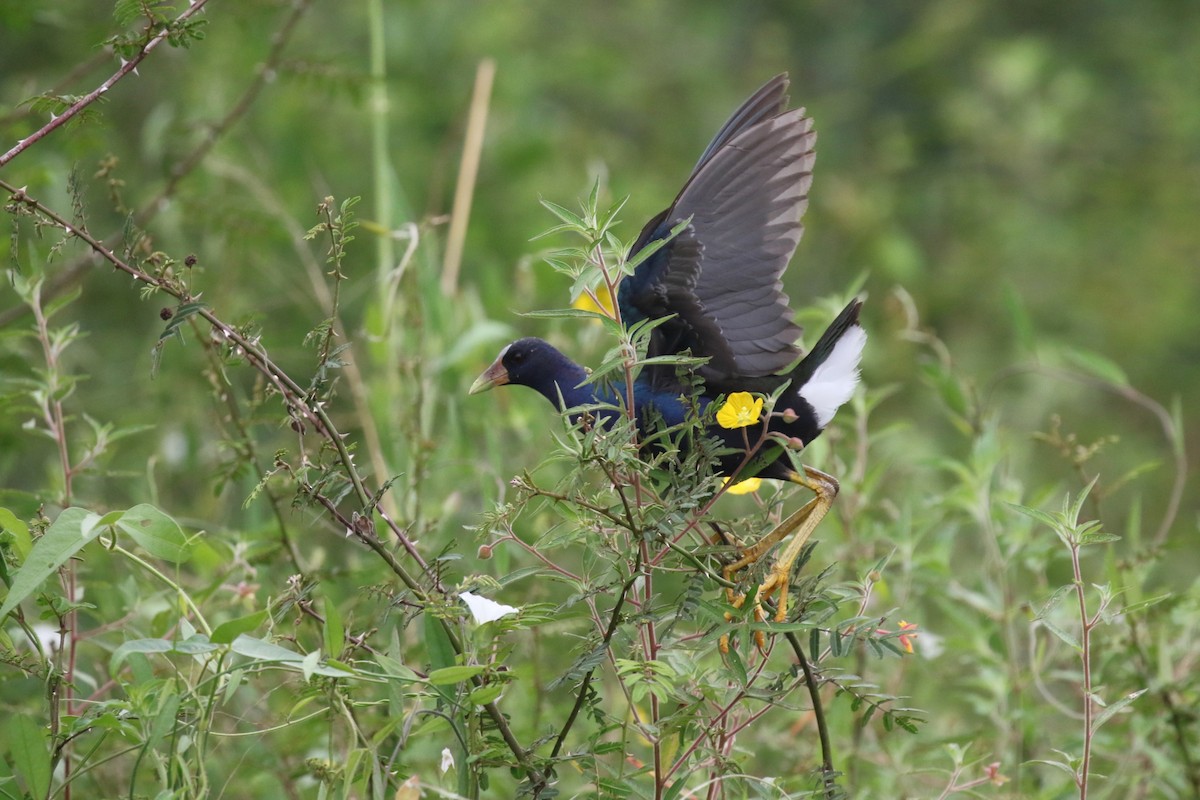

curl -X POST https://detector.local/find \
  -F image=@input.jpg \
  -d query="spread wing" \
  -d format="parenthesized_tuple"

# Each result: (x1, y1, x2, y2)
(618, 74, 815, 386)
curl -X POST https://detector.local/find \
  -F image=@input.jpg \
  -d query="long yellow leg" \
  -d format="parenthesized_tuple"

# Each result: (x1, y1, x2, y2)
(721, 466, 840, 651)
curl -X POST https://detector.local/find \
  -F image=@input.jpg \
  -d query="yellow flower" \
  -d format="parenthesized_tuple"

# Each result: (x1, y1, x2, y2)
(723, 477, 762, 495)
(716, 392, 763, 429)
(572, 284, 614, 316)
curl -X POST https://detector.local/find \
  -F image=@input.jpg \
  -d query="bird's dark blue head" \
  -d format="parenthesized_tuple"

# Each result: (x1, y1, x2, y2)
(469, 337, 592, 409)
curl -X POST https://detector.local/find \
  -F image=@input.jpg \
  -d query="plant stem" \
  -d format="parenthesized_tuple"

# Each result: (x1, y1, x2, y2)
(1070, 540, 1092, 799)
(543, 571, 641, 793)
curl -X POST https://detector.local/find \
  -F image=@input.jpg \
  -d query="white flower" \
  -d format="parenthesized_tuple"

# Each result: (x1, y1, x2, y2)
(460, 591, 519, 624)
(440, 747, 455, 775)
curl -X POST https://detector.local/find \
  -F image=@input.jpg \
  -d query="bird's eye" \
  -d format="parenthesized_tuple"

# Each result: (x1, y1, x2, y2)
(510, 350, 525, 363)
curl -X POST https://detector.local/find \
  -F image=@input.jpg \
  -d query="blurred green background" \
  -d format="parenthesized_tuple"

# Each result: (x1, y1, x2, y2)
(1, 1, 1197, 794)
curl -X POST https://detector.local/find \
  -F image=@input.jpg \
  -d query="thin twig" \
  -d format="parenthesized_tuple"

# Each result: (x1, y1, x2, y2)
(0, 0, 214, 169)
(542, 569, 642, 793)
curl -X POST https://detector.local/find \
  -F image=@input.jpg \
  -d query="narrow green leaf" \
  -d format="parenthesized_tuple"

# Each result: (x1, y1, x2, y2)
(1066, 477, 1100, 525)
(211, 609, 269, 645)
(539, 198, 586, 228)
(146, 692, 181, 754)
(520, 307, 608, 321)
(1009, 502, 1060, 531)
(1059, 346, 1129, 387)
(172, 635, 219, 656)
(230, 634, 305, 663)
(1079, 532, 1121, 546)
(427, 665, 487, 686)
(1028, 758, 1079, 777)
(229, 635, 355, 678)
(0, 507, 98, 620)
(529, 223, 580, 242)
(158, 301, 210, 343)
(586, 178, 600, 220)
(110, 636, 219, 672)
(5, 714, 50, 800)
(423, 612, 456, 672)
(110, 638, 172, 672)
(223, 668, 245, 705)
(373, 652, 420, 683)
(599, 195, 630, 233)
(323, 590, 344, 659)
(468, 683, 504, 706)
(1035, 584, 1075, 621)
(725, 643, 748, 685)
(1121, 593, 1171, 614)
(1092, 688, 1147, 732)
(1039, 617, 1081, 651)
(662, 777, 688, 800)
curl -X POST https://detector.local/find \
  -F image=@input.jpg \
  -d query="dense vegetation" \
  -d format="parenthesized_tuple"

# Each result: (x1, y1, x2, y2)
(1, 2, 1196, 798)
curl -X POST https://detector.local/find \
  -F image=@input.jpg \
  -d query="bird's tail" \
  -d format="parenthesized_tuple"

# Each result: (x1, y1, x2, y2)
(789, 298, 867, 429)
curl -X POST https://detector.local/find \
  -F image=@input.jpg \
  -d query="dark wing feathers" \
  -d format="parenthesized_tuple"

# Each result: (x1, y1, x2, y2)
(690, 73, 790, 172)
(620, 77, 816, 386)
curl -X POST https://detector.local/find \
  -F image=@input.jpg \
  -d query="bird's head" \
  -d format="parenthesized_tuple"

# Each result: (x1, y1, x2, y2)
(469, 337, 590, 407)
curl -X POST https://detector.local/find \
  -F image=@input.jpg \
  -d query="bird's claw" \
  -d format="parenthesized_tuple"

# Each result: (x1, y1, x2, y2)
(720, 568, 794, 653)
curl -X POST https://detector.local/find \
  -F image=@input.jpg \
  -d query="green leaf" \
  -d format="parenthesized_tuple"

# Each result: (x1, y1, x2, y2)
(230, 634, 305, 663)
(115, 504, 192, 563)
(1028, 758, 1079, 778)
(468, 683, 504, 706)
(157, 301, 210, 344)
(427, 665, 487, 686)
(110, 635, 219, 672)
(598, 195, 630, 233)
(1092, 688, 1147, 732)
(373, 652, 421, 683)
(539, 198, 586, 229)
(230, 634, 356, 678)
(662, 777, 689, 800)
(211, 609, 269, 645)
(1059, 346, 1129, 387)
(322, 589, 344, 659)
(1035, 584, 1075, 621)
(1009, 502, 1060, 531)
(0, 507, 99, 620)
(1079, 531, 1121, 546)
(1121, 593, 1171, 615)
(113, 0, 147, 27)
(1066, 477, 1099, 525)
(1039, 617, 1081, 651)
(423, 611, 456, 672)
(0, 507, 32, 558)
(520, 307, 608, 321)
(146, 692, 181, 754)
(5, 714, 50, 800)
(111, 638, 172, 672)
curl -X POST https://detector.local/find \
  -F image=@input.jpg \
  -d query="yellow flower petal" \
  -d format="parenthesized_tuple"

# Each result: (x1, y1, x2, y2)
(572, 284, 614, 316)
(723, 477, 762, 495)
(716, 392, 764, 429)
